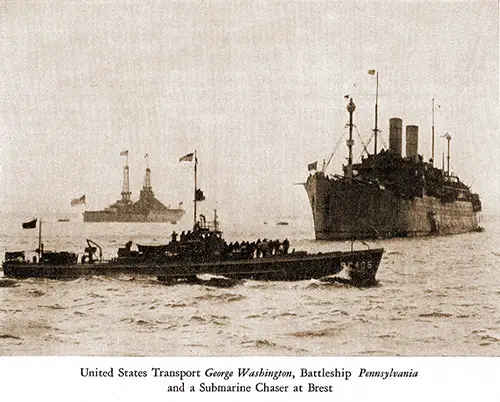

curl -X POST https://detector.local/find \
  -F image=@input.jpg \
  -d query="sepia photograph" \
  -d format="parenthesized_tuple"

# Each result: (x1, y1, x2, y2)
(0, 0, 498, 367)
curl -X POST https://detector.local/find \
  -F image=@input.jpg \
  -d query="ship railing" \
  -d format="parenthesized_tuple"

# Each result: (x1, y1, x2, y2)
(197, 220, 220, 233)
(350, 239, 371, 252)
(332, 174, 379, 187)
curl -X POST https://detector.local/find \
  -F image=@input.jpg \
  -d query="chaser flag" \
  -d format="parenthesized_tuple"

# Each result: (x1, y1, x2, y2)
(179, 152, 194, 162)
(195, 189, 205, 201)
(308, 161, 318, 171)
(22, 218, 37, 229)
(120, 150, 129, 156)
(71, 194, 86, 206)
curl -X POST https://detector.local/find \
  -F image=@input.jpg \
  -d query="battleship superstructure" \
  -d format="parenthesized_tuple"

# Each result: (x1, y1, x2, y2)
(305, 78, 481, 240)
(83, 154, 185, 223)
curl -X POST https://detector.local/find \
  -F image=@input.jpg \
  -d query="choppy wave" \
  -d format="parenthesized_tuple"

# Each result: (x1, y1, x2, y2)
(0, 215, 499, 356)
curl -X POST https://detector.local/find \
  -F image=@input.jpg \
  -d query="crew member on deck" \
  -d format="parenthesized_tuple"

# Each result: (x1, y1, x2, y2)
(283, 238, 290, 254)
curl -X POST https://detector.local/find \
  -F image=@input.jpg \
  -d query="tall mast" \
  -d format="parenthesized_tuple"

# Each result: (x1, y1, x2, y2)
(373, 71, 379, 156)
(368, 69, 379, 156)
(194, 149, 197, 226)
(444, 133, 451, 175)
(346, 98, 356, 179)
(38, 219, 42, 260)
(431, 98, 435, 165)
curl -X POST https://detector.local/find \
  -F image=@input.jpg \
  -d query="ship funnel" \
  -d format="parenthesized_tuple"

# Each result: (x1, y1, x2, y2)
(389, 118, 403, 156)
(406, 125, 419, 159)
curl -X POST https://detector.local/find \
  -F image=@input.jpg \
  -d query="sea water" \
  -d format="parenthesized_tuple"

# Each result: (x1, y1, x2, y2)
(0, 213, 498, 356)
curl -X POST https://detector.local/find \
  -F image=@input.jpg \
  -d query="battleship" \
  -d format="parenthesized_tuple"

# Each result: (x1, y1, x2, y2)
(305, 73, 482, 240)
(83, 153, 185, 223)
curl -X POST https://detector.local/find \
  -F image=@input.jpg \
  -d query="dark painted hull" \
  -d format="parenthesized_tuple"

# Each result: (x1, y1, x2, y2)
(3, 248, 383, 286)
(83, 209, 185, 223)
(305, 172, 480, 240)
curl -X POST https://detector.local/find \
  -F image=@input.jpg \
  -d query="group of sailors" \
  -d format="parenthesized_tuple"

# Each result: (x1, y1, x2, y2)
(224, 238, 290, 260)
(172, 230, 219, 242)
(167, 229, 291, 260)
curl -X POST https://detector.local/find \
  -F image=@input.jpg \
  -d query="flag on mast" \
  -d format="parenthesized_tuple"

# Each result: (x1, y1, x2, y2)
(195, 189, 205, 201)
(71, 194, 86, 206)
(368, 69, 376, 75)
(179, 152, 194, 162)
(308, 161, 318, 171)
(22, 218, 37, 229)
(120, 150, 129, 156)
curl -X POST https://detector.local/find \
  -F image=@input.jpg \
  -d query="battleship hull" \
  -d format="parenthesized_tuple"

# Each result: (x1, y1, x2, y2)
(306, 173, 480, 240)
(83, 209, 184, 223)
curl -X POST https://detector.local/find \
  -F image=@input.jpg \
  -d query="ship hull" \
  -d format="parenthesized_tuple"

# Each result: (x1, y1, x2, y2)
(3, 248, 383, 287)
(83, 209, 185, 223)
(306, 173, 480, 240)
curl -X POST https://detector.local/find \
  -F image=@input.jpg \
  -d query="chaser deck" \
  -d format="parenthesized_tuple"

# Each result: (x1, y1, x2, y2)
(3, 248, 383, 287)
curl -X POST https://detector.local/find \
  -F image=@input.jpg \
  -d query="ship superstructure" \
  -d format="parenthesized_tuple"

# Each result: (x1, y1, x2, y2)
(305, 78, 481, 240)
(84, 153, 185, 223)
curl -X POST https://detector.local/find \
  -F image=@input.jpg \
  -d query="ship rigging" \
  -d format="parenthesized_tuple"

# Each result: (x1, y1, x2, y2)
(305, 71, 482, 240)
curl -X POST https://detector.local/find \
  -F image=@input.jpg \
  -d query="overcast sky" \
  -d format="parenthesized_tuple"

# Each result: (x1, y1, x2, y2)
(1, 0, 498, 221)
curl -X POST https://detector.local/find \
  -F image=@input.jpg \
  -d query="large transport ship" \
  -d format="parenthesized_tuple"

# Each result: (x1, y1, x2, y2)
(305, 74, 482, 240)
(83, 153, 184, 223)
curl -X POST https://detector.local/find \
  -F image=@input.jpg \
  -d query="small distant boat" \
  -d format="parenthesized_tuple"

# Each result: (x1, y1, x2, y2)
(276, 221, 289, 226)
(58, 218, 70, 222)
